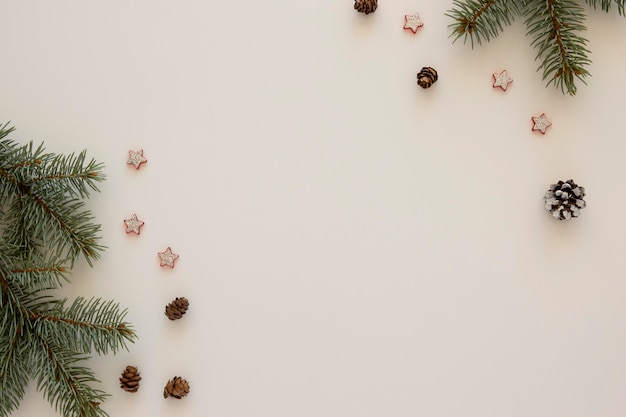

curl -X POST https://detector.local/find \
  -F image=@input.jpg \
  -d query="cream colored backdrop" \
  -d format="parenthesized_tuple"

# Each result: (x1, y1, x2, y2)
(2, 1, 626, 416)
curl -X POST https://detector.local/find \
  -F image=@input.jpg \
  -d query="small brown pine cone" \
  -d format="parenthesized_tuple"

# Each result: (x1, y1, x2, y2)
(163, 376, 190, 399)
(165, 297, 189, 321)
(417, 67, 438, 89)
(354, 0, 377, 14)
(119, 366, 142, 393)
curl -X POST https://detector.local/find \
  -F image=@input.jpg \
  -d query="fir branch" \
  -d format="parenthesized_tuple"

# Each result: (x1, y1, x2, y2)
(0, 122, 15, 142)
(25, 150, 104, 199)
(0, 332, 30, 417)
(0, 124, 137, 417)
(30, 297, 136, 355)
(3, 187, 104, 266)
(447, 0, 625, 95)
(30, 335, 108, 417)
(524, 0, 591, 95)
(585, 0, 626, 15)
(9, 264, 69, 291)
(446, 0, 524, 46)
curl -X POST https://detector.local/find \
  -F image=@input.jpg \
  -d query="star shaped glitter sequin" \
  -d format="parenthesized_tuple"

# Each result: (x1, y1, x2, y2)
(403, 13, 424, 33)
(127, 149, 147, 169)
(124, 214, 144, 234)
(492, 70, 513, 91)
(158, 247, 179, 268)
(532, 113, 552, 134)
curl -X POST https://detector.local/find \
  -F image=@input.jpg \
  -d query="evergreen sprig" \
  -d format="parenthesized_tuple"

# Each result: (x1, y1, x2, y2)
(0, 122, 136, 417)
(447, 0, 625, 95)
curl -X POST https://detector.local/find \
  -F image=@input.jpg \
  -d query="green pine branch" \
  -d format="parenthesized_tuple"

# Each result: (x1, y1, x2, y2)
(0, 122, 137, 417)
(585, 0, 626, 14)
(447, 0, 625, 95)
(0, 135, 105, 266)
(447, 0, 524, 46)
(30, 297, 135, 355)
(8, 263, 68, 291)
(526, 0, 591, 95)
(0, 332, 30, 416)
(30, 334, 108, 417)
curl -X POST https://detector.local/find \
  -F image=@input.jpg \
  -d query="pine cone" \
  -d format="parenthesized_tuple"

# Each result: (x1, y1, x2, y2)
(417, 67, 438, 89)
(544, 179, 586, 220)
(165, 297, 189, 321)
(163, 376, 190, 399)
(354, 0, 377, 14)
(119, 366, 142, 393)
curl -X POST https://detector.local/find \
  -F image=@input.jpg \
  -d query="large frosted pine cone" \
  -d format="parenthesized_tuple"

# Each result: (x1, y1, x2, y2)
(119, 365, 142, 393)
(544, 179, 586, 220)
(354, 0, 377, 14)
(163, 376, 190, 399)
(165, 297, 189, 321)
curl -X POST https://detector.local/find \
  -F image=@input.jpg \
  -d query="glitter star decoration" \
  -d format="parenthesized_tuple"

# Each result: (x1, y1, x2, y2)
(532, 113, 552, 134)
(127, 149, 147, 169)
(158, 247, 179, 268)
(492, 70, 513, 91)
(403, 13, 424, 33)
(124, 214, 144, 234)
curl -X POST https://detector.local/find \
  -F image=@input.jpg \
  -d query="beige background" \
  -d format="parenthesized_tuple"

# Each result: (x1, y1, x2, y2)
(2, 1, 626, 416)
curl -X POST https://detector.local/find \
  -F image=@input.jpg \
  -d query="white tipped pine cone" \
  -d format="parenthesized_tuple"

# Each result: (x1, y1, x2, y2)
(165, 297, 189, 321)
(119, 366, 142, 392)
(354, 0, 377, 14)
(163, 376, 190, 399)
(544, 179, 586, 220)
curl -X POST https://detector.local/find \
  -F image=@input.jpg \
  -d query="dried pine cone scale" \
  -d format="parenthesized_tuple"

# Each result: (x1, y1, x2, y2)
(120, 366, 142, 392)
(354, 0, 377, 14)
(544, 179, 586, 220)
(164, 376, 190, 399)
(165, 297, 189, 320)
(417, 67, 438, 89)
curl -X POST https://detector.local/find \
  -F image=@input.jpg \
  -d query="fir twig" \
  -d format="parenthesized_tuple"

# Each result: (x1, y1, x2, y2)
(0, 123, 137, 417)
(30, 297, 135, 355)
(30, 334, 108, 417)
(585, 0, 626, 15)
(525, 0, 591, 95)
(447, 0, 524, 47)
(447, 0, 626, 95)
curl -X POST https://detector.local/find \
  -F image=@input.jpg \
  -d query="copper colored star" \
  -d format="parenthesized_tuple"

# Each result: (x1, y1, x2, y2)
(158, 247, 179, 268)
(124, 214, 144, 234)
(532, 113, 552, 134)
(493, 70, 513, 91)
(127, 149, 147, 169)
(403, 13, 424, 33)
